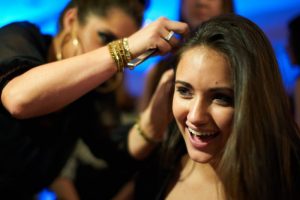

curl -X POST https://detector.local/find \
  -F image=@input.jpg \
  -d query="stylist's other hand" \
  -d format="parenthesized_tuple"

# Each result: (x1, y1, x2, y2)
(128, 17, 189, 57)
(140, 69, 175, 141)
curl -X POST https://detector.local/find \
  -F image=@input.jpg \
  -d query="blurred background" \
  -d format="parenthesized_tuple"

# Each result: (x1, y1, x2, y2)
(1, 0, 300, 97)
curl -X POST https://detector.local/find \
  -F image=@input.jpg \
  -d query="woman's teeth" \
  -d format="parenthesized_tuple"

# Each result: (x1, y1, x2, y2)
(188, 127, 216, 136)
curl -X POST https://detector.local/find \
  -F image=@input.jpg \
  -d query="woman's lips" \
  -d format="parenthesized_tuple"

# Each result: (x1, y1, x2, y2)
(187, 126, 219, 149)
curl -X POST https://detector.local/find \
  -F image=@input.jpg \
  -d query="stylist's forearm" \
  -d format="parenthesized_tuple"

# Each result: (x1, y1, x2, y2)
(1, 47, 116, 119)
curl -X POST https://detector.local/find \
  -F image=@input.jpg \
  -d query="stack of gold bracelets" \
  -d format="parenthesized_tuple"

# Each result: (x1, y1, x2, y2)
(109, 39, 162, 144)
(108, 38, 133, 72)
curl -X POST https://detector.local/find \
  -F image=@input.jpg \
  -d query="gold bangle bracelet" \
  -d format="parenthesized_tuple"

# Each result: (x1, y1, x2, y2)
(108, 41, 120, 72)
(108, 37, 133, 72)
(135, 121, 162, 144)
(122, 38, 133, 65)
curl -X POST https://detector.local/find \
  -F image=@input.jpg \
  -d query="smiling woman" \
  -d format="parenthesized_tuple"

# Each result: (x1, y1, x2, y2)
(132, 14, 300, 200)
(173, 46, 234, 164)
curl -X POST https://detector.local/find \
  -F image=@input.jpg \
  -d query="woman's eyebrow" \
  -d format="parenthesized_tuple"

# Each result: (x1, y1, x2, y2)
(209, 87, 233, 93)
(175, 80, 192, 88)
(175, 80, 233, 93)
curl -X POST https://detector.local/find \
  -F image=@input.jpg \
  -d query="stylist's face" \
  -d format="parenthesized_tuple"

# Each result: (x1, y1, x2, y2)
(173, 46, 234, 164)
(181, 0, 223, 29)
(64, 7, 138, 57)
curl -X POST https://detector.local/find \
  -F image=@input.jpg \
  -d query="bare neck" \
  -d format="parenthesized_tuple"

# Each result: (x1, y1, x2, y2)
(165, 154, 225, 200)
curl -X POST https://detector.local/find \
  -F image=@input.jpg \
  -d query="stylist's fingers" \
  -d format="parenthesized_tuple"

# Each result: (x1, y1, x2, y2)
(157, 68, 174, 87)
(164, 19, 189, 36)
(156, 17, 189, 51)
(155, 39, 172, 55)
(127, 17, 189, 58)
(151, 69, 174, 109)
(148, 69, 175, 130)
(156, 29, 173, 54)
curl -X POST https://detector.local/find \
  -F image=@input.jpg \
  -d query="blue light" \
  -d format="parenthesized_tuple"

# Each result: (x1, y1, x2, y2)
(0, 0, 69, 35)
(36, 188, 57, 200)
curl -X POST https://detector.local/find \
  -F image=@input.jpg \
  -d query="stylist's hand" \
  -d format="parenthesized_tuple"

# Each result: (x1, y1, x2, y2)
(139, 69, 175, 141)
(128, 17, 189, 57)
(127, 69, 174, 160)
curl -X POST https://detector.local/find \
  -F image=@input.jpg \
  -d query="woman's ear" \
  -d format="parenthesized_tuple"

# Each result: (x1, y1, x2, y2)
(61, 8, 78, 33)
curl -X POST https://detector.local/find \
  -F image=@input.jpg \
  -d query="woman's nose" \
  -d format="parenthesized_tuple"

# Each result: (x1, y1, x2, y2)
(187, 98, 210, 126)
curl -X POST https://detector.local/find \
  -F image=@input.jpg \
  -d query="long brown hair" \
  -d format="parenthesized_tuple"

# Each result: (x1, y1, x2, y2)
(176, 14, 300, 199)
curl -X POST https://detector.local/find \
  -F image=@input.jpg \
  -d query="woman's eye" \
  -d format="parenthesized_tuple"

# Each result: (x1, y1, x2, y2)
(213, 93, 234, 106)
(176, 86, 192, 97)
(98, 32, 117, 44)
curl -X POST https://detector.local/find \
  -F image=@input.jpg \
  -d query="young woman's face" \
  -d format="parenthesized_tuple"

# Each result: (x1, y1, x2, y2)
(173, 46, 234, 164)
(181, 0, 223, 29)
